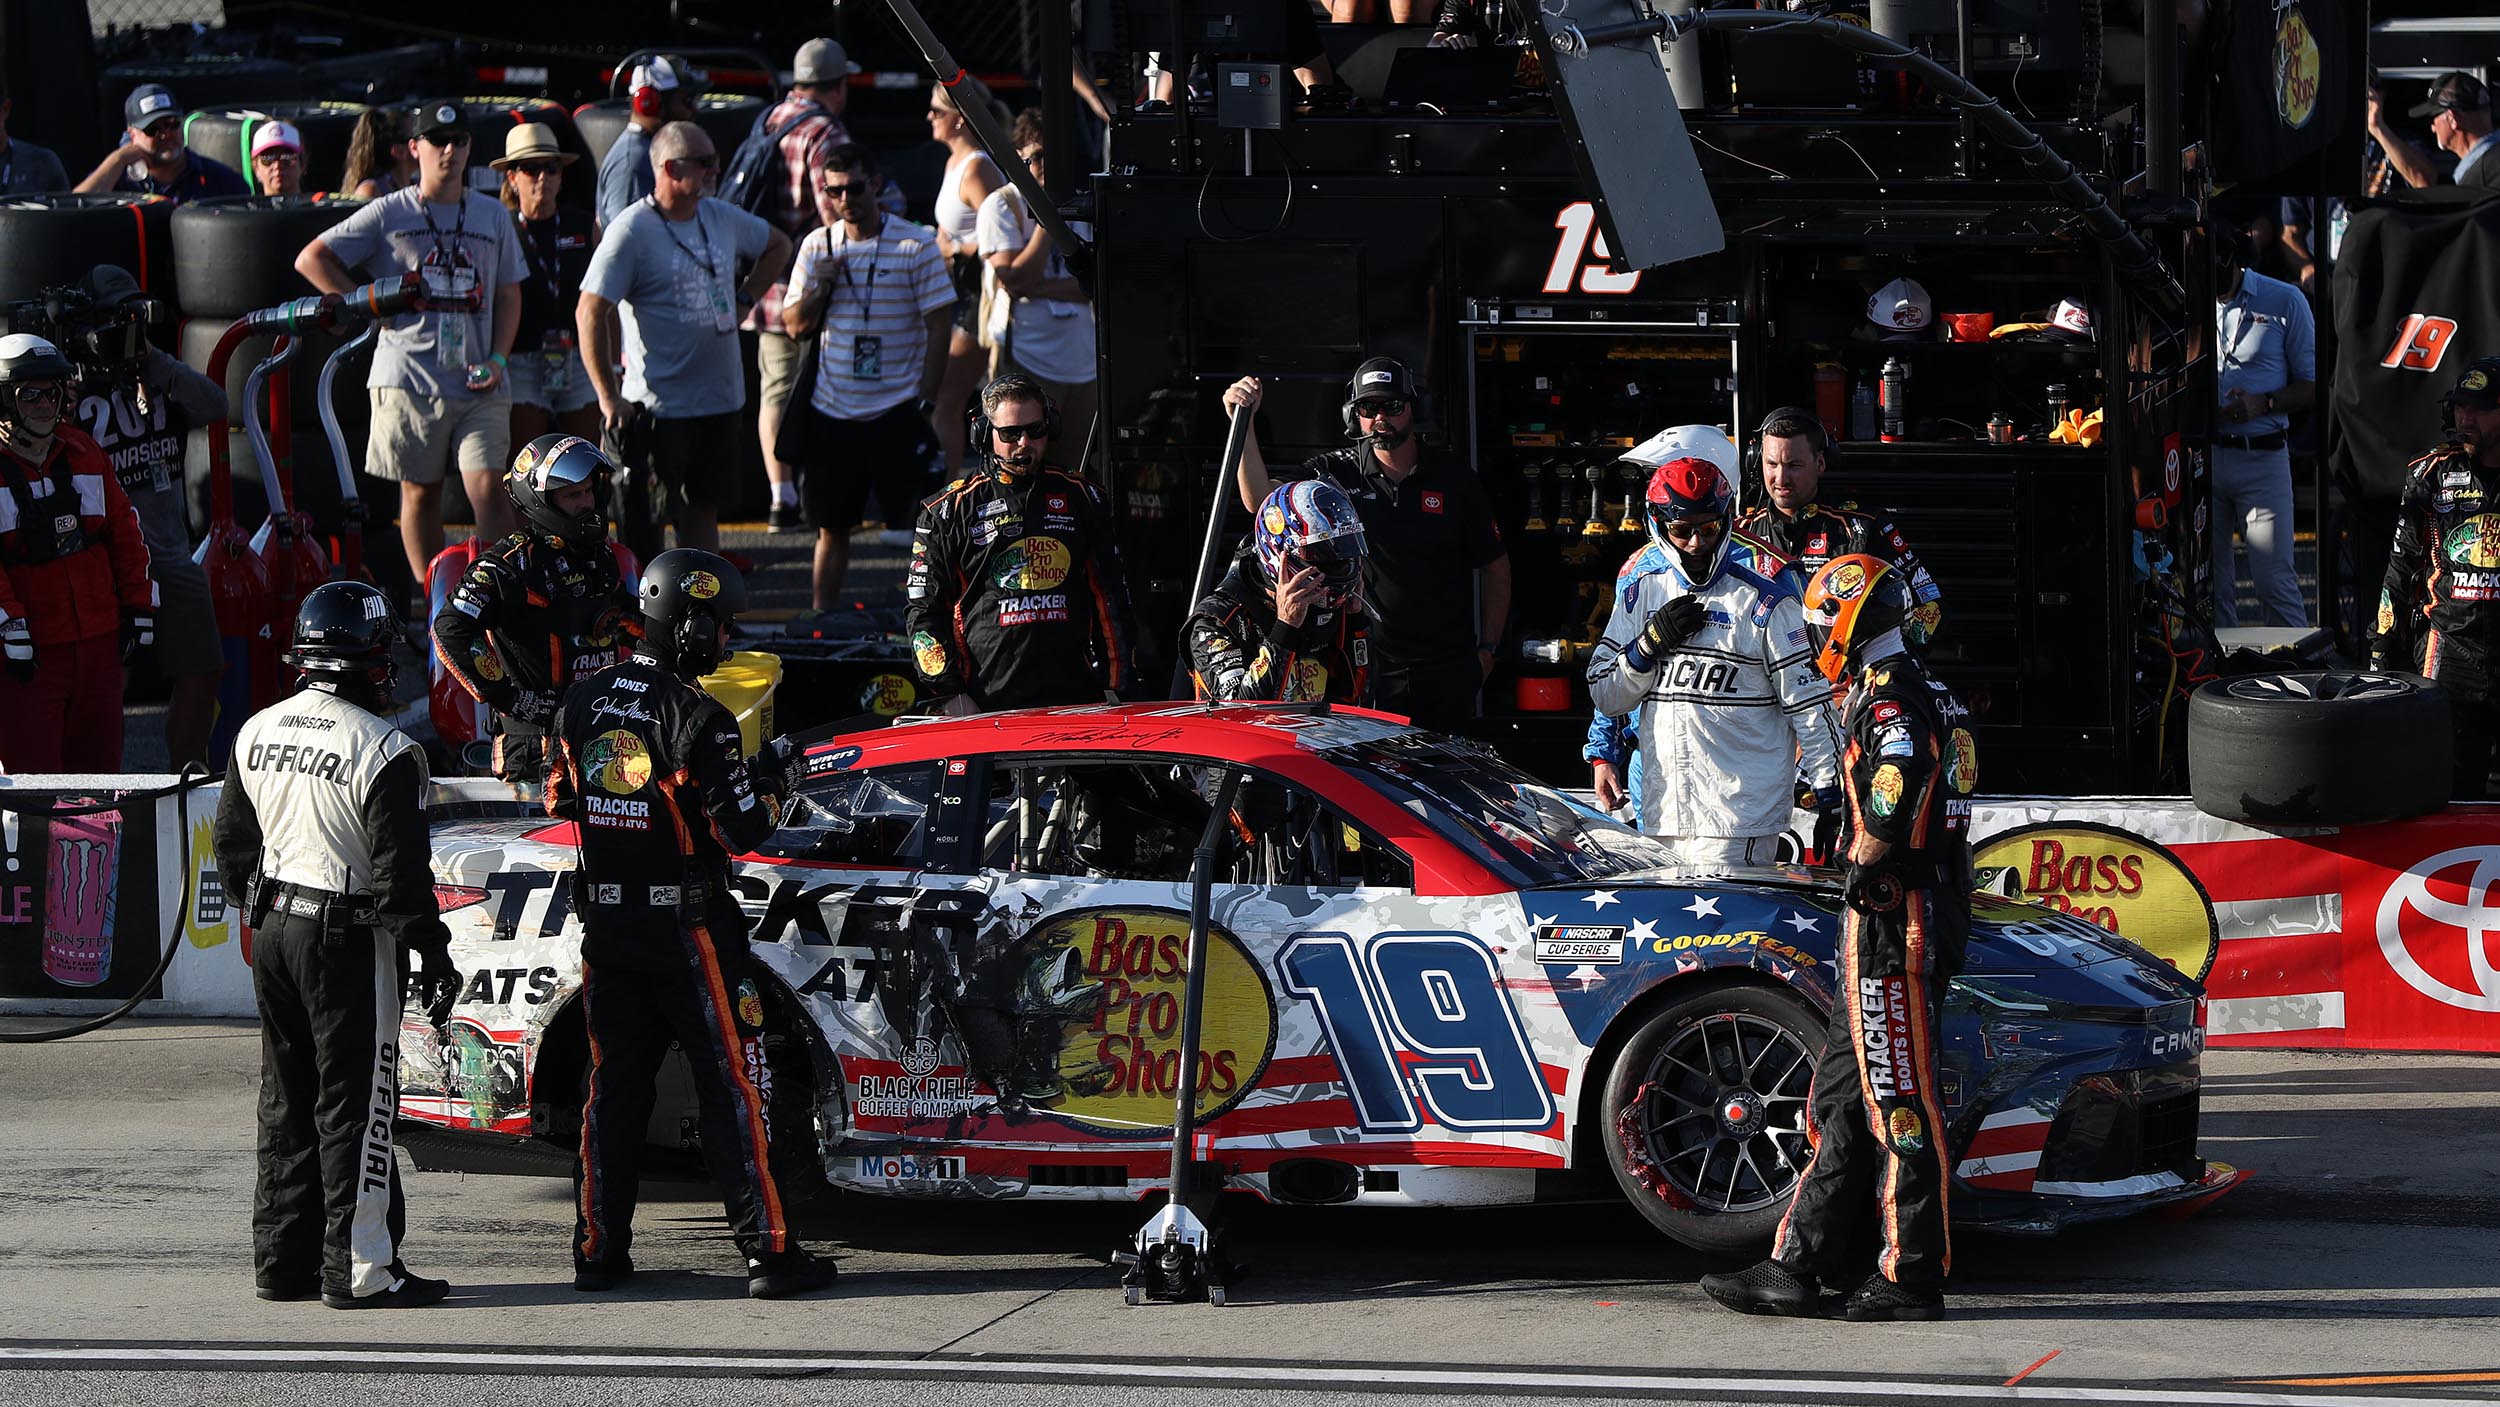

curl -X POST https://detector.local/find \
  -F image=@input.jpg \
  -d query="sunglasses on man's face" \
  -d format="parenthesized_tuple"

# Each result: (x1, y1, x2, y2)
(992, 422, 1048, 444)
(141, 119, 181, 139)
(1355, 398, 1409, 419)
(820, 181, 873, 199)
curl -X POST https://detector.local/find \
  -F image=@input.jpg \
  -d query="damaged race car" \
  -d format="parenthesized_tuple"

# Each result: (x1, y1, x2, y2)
(402, 702, 2240, 1251)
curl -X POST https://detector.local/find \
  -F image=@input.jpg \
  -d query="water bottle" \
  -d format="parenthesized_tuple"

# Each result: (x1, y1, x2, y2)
(1849, 376, 1878, 441)
(1879, 358, 1909, 442)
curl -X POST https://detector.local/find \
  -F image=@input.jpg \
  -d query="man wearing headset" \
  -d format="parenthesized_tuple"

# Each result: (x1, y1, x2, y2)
(906, 373, 1136, 714)
(1731, 407, 1945, 649)
(596, 54, 701, 229)
(1223, 358, 1510, 732)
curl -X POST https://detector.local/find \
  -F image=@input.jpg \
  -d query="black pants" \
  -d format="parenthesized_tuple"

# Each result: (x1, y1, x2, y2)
(1771, 885, 1963, 1290)
(492, 726, 546, 785)
(253, 913, 409, 1298)
(574, 918, 790, 1269)
(2455, 697, 2496, 801)
(1375, 651, 1482, 735)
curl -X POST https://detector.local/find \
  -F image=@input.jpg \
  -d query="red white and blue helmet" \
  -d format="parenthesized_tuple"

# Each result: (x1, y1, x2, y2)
(1644, 456, 1733, 536)
(1253, 480, 1367, 608)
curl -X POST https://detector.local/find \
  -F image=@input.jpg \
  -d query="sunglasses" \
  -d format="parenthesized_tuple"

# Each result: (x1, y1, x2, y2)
(1660, 516, 1723, 542)
(820, 181, 873, 198)
(255, 150, 303, 163)
(420, 132, 471, 147)
(140, 119, 181, 139)
(1354, 398, 1409, 419)
(992, 422, 1047, 443)
(508, 161, 560, 177)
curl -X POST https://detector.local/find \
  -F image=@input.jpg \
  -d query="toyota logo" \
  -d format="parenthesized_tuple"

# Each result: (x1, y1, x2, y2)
(2376, 845, 2500, 1013)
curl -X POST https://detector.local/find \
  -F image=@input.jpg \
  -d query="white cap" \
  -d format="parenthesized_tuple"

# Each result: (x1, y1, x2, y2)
(632, 54, 701, 94)
(1620, 423, 1739, 479)
(1866, 276, 1933, 332)
(2051, 298, 2095, 337)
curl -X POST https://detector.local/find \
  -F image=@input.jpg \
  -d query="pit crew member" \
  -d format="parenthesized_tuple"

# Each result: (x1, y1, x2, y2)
(1731, 406, 1944, 646)
(212, 580, 464, 1309)
(431, 434, 636, 780)
(1704, 553, 1976, 1322)
(906, 373, 1136, 714)
(1186, 479, 1373, 704)
(2374, 355, 2500, 797)
(548, 549, 836, 1299)
(1585, 456, 1841, 863)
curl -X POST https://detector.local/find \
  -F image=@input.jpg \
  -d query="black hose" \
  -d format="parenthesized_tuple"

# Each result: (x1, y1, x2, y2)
(0, 764, 217, 1043)
(1164, 767, 1246, 1204)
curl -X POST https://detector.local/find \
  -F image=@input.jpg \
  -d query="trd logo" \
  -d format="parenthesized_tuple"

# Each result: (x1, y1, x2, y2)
(2381, 314, 2460, 372)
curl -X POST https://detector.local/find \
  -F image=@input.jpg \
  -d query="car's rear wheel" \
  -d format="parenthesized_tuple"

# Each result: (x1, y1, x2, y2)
(1602, 983, 1822, 1253)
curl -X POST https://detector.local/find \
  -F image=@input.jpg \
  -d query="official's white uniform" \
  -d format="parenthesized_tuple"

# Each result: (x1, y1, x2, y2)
(230, 688, 427, 894)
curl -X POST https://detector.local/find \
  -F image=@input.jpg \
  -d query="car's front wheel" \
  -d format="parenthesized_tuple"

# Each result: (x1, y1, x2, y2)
(1601, 983, 1823, 1253)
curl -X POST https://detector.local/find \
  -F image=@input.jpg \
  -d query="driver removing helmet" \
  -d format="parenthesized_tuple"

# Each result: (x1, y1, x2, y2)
(1585, 456, 1842, 864)
(1186, 479, 1374, 705)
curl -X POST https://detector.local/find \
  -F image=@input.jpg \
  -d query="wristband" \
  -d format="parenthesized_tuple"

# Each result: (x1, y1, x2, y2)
(490, 352, 508, 368)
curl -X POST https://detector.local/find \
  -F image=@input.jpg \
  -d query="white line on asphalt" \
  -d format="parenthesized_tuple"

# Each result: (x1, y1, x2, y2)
(1, 1345, 2495, 1407)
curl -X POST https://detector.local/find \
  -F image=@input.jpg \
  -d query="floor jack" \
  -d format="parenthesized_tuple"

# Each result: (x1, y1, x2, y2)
(1117, 767, 1244, 1306)
(312, 320, 380, 582)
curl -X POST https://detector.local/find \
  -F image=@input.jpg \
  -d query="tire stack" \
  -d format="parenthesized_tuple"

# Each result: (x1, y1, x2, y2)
(182, 101, 373, 194)
(0, 194, 179, 313)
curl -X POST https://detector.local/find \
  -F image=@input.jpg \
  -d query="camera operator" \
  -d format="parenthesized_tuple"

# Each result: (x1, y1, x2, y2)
(33, 265, 228, 767)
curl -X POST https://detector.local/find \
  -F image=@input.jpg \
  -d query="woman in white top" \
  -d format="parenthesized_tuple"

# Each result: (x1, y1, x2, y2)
(927, 77, 1006, 476)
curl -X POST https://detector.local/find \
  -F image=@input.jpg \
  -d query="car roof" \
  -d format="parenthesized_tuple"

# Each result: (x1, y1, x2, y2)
(819, 701, 1419, 770)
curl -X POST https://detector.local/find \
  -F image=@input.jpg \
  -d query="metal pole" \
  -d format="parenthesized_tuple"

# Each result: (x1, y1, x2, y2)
(1165, 767, 1245, 1202)
(881, 0, 1093, 261)
(1170, 403, 1254, 697)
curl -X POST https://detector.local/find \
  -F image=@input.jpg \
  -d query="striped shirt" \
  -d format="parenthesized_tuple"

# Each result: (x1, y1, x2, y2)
(785, 216, 953, 422)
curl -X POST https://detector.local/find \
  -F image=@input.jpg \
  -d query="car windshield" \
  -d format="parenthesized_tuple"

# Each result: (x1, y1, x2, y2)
(1327, 734, 1674, 884)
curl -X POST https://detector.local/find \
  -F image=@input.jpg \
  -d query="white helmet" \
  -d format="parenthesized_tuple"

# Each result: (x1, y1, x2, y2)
(0, 333, 76, 386)
(1618, 423, 1738, 481)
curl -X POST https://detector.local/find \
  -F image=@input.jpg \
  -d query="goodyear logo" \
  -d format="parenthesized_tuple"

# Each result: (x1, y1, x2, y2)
(1974, 823, 2220, 979)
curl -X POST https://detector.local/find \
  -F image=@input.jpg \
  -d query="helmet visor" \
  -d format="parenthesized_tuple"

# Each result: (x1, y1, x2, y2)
(1289, 536, 1365, 605)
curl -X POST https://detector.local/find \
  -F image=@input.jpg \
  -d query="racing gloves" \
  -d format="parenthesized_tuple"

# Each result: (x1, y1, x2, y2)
(748, 735, 808, 804)
(1629, 594, 1706, 669)
(507, 688, 558, 727)
(415, 946, 464, 1028)
(121, 609, 155, 662)
(1810, 784, 1845, 864)
(1, 615, 30, 682)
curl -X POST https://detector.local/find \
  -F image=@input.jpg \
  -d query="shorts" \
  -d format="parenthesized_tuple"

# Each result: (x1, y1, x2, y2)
(368, 385, 513, 486)
(758, 329, 805, 414)
(505, 344, 597, 414)
(149, 548, 224, 676)
(649, 410, 739, 517)
(947, 254, 981, 336)
(799, 402, 937, 533)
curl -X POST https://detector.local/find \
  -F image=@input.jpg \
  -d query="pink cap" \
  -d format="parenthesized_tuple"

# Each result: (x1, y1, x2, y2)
(251, 120, 304, 158)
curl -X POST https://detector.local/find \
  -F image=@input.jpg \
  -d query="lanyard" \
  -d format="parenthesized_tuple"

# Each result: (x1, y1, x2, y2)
(419, 194, 471, 266)
(655, 198, 716, 279)
(519, 214, 566, 303)
(836, 228, 887, 323)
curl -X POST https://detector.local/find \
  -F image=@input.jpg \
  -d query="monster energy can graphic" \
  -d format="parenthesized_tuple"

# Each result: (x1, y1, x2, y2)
(42, 805, 122, 988)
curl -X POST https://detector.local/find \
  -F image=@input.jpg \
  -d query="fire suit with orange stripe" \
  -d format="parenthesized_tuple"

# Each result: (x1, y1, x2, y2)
(548, 649, 794, 1273)
(1772, 649, 1975, 1292)
(905, 462, 1137, 710)
(2370, 441, 2500, 797)
(433, 533, 637, 781)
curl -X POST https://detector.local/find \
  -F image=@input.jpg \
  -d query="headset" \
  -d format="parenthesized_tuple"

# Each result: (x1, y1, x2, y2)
(1744, 403, 1834, 479)
(632, 81, 663, 118)
(969, 372, 1062, 466)
(1340, 357, 1427, 439)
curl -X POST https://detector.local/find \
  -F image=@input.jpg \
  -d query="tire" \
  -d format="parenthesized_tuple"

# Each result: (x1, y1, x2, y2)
(573, 94, 768, 172)
(2187, 671, 2452, 825)
(0, 194, 176, 306)
(1601, 982, 1822, 1254)
(180, 101, 371, 193)
(103, 57, 303, 119)
(172, 195, 356, 319)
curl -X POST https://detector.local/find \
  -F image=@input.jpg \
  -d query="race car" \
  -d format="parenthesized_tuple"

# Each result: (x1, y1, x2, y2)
(402, 702, 2237, 1251)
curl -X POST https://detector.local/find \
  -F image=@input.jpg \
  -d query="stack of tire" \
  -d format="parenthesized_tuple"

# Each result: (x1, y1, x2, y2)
(0, 194, 179, 314)
(572, 92, 769, 170)
(181, 101, 373, 194)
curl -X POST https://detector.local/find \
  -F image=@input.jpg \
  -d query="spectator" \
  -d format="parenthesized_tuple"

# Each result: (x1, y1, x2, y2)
(0, 333, 156, 774)
(492, 124, 600, 451)
(0, 76, 70, 194)
(250, 121, 307, 196)
(296, 103, 526, 589)
(596, 53, 701, 228)
(747, 37, 863, 536)
(341, 106, 417, 198)
(779, 143, 952, 610)
(927, 76, 1008, 476)
(2212, 224, 2314, 629)
(978, 118, 1099, 471)
(2416, 72, 2499, 190)
(70, 264, 228, 768)
(579, 121, 791, 555)
(75, 83, 247, 204)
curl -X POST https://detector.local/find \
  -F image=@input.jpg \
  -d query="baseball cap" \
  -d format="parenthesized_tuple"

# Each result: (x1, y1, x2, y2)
(2409, 71, 2490, 119)
(81, 264, 146, 310)
(412, 102, 469, 143)
(632, 54, 703, 95)
(1347, 356, 1418, 404)
(124, 83, 180, 131)
(2050, 297, 2095, 339)
(250, 120, 304, 159)
(794, 38, 860, 86)
(1866, 276, 1934, 336)
(2450, 357, 2500, 412)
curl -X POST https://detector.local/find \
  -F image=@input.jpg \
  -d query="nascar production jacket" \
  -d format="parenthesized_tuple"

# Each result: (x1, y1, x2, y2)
(547, 652, 785, 961)
(1734, 501, 1945, 644)
(1839, 651, 1979, 910)
(2372, 441, 2500, 700)
(1184, 552, 1374, 705)
(1587, 538, 1842, 840)
(0, 425, 156, 646)
(432, 532, 638, 732)
(906, 463, 1138, 711)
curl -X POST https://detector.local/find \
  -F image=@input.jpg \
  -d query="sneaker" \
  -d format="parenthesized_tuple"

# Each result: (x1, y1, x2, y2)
(747, 1248, 839, 1300)
(254, 1277, 319, 1303)
(1841, 1274, 1945, 1322)
(322, 1268, 450, 1309)
(768, 504, 804, 534)
(1698, 1258, 1823, 1318)
(573, 1258, 634, 1292)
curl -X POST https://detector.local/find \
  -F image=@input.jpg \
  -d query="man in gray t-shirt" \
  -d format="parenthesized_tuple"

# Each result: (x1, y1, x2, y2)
(579, 120, 789, 554)
(295, 103, 524, 590)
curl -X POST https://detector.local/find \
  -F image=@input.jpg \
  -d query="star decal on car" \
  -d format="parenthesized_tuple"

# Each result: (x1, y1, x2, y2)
(1626, 917, 1660, 943)
(1782, 911, 1822, 933)
(1584, 890, 1621, 911)
(1683, 895, 1722, 919)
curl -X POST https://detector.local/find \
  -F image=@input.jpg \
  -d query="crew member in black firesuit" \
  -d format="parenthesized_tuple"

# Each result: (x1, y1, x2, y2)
(2374, 356, 2500, 798)
(213, 580, 465, 1309)
(548, 548, 836, 1299)
(1731, 407, 1945, 646)
(431, 433, 636, 780)
(1702, 554, 1976, 1323)
(906, 373, 1136, 714)
(1186, 478, 1373, 704)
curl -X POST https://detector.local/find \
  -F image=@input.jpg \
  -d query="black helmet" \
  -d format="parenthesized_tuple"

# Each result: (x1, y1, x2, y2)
(507, 433, 613, 548)
(639, 548, 746, 680)
(283, 580, 399, 705)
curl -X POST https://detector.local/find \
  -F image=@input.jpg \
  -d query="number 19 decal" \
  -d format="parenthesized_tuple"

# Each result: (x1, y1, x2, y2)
(1279, 932, 1556, 1133)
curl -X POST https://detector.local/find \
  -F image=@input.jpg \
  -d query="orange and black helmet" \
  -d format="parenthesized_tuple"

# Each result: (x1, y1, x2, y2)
(1801, 553, 1909, 684)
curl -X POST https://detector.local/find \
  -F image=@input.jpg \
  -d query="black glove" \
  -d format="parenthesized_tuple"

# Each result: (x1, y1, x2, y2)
(1634, 593, 1706, 666)
(416, 947, 464, 1027)
(1844, 865, 1904, 915)
(1809, 785, 1845, 864)
(121, 609, 155, 663)
(507, 688, 557, 727)
(0, 616, 30, 682)
(748, 735, 808, 802)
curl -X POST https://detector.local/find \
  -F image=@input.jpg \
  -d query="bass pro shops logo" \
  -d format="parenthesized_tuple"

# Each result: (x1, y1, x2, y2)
(2377, 846, 2500, 1012)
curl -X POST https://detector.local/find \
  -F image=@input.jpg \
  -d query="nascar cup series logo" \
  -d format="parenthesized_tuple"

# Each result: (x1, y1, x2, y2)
(1974, 823, 2220, 980)
(583, 728, 652, 796)
(2376, 846, 2500, 1013)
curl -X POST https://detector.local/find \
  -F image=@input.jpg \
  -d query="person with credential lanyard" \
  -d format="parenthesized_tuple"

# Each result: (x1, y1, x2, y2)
(493, 123, 600, 453)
